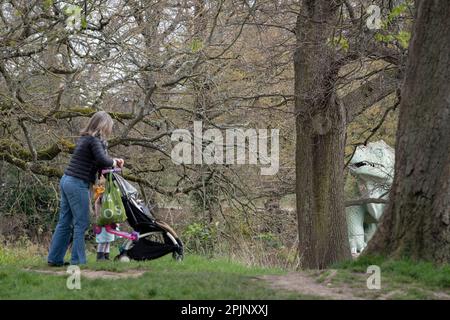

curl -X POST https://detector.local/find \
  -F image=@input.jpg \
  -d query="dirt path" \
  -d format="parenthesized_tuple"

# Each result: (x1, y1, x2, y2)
(23, 267, 450, 300)
(258, 270, 450, 300)
(257, 270, 362, 300)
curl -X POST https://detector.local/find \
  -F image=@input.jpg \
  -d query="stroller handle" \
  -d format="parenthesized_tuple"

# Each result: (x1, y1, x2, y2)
(101, 168, 122, 174)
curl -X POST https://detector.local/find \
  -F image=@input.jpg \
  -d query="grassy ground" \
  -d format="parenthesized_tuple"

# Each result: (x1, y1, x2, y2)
(1, 243, 450, 300)
(0, 244, 308, 300)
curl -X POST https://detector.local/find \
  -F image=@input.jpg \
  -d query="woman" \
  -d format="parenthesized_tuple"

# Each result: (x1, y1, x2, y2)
(47, 111, 124, 266)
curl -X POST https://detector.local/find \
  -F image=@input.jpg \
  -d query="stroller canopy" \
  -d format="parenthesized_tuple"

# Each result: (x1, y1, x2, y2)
(113, 173, 138, 197)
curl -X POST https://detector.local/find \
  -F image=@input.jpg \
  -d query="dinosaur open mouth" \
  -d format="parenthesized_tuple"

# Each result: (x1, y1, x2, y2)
(352, 161, 375, 168)
(353, 161, 367, 168)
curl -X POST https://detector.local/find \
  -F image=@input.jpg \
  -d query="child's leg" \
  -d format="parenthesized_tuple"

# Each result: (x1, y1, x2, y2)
(97, 242, 107, 253)
(97, 242, 108, 261)
(97, 242, 111, 260)
(104, 242, 111, 260)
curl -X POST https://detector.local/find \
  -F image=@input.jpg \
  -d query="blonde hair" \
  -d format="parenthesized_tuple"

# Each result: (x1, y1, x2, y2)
(80, 111, 114, 139)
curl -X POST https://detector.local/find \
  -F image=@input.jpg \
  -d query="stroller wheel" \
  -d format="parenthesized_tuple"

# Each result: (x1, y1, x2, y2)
(172, 252, 183, 261)
(117, 254, 131, 263)
(172, 250, 184, 262)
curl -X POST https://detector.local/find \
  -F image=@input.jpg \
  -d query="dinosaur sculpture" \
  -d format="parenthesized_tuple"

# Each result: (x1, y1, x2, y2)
(346, 140, 395, 254)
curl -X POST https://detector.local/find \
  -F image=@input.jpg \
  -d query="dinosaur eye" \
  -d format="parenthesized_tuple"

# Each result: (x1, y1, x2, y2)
(374, 149, 383, 158)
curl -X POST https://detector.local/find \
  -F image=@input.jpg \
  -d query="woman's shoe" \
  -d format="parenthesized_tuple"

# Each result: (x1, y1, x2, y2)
(48, 262, 70, 267)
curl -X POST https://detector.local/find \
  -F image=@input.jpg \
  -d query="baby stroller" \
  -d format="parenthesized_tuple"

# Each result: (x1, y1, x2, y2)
(94, 168, 184, 262)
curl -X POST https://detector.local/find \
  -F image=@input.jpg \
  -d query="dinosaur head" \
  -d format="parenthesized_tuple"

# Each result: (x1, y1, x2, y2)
(349, 140, 395, 184)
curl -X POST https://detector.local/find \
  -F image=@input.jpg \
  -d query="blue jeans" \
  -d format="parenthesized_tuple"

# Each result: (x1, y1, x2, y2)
(48, 174, 90, 265)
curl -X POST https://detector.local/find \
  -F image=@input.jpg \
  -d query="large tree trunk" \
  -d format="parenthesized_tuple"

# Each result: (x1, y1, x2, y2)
(366, 0, 450, 263)
(295, 0, 350, 269)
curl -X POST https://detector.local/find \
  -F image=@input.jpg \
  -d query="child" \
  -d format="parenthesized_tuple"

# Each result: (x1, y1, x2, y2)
(93, 177, 117, 261)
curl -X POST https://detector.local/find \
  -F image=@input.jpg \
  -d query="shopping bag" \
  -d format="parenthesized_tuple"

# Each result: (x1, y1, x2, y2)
(97, 173, 126, 226)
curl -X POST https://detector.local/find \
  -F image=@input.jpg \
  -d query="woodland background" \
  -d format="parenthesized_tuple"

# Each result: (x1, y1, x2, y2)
(0, 0, 448, 270)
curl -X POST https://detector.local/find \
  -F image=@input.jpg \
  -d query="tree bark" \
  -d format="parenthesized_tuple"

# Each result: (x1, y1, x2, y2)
(365, 0, 450, 263)
(295, 0, 350, 269)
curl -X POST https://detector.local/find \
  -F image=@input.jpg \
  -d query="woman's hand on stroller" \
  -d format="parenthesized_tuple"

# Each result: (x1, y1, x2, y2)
(114, 158, 125, 168)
